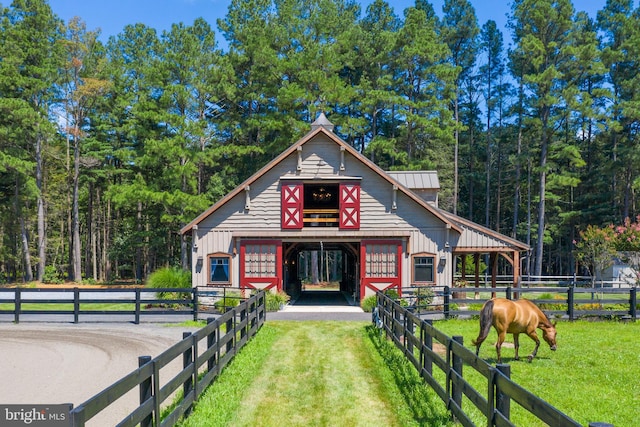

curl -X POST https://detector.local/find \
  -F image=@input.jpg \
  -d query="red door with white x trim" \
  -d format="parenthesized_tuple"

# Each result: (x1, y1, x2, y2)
(339, 183, 360, 229)
(240, 240, 283, 292)
(360, 240, 402, 299)
(281, 183, 303, 229)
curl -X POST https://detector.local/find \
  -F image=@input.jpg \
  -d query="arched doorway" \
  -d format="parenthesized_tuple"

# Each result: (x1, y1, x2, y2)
(283, 242, 359, 305)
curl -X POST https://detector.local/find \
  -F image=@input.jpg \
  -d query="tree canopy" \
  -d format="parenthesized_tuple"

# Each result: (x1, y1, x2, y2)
(1, 0, 640, 283)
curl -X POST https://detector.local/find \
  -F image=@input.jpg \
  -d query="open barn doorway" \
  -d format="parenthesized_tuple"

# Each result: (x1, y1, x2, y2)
(283, 242, 359, 305)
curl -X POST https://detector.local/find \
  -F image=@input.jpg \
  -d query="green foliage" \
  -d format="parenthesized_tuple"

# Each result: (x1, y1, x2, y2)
(265, 291, 290, 312)
(145, 267, 191, 300)
(411, 286, 435, 313)
(574, 224, 617, 281)
(41, 265, 63, 284)
(360, 295, 377, 312)
(214, 291, 241, 312)
(4, 0, 640, 286)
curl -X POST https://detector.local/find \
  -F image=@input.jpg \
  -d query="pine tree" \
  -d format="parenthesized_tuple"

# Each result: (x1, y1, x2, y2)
(0, 0, 63, 281)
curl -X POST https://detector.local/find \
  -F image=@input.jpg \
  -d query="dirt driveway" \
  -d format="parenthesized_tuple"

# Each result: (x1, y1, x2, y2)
(0, 322, 199, 426)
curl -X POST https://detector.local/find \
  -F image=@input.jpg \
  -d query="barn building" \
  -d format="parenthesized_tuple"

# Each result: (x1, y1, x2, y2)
(180, 114, 528, 302)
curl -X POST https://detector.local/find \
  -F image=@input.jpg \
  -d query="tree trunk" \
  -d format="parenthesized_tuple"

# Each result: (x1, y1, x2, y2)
(16, 181, 33, 282)
(534, 119, 549, 277)
(453, 95, 459, 215)
(36, 130, 46, 281)
(71, 133, 82, 282)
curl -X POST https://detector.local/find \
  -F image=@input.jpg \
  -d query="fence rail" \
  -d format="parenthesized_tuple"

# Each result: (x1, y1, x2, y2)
(401, 285, 638, 321)
(375, 292, 589, 427)
(0, 286, 245, 323)
(71, 290, 266, 427)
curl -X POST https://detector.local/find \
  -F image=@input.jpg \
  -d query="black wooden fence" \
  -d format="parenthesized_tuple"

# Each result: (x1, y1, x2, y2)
(70, 290, 266, 426)
(0, 286, 244, 323)
(376, 291, 606, 427)
(401, 285, 638, 321)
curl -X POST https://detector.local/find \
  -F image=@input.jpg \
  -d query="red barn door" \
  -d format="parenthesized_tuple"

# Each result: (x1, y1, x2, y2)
(360, 240, 402, 299)
(339, 183, 360, 229)
(281, 183, 303, 229)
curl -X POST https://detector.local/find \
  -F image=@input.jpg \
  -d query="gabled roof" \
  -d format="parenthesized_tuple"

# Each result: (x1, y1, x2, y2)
(180, 122, 462, 235)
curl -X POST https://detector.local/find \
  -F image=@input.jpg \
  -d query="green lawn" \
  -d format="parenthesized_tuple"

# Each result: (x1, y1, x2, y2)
(177, 321, 454, 427)
(435, 319, 640, 427)
(175, 319, 639, 427)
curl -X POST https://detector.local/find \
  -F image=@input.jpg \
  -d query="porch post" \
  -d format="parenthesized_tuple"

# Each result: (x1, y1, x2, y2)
(490, 253, 498, 298)
(474, 253, 480, 299)
(513, 251, 520, 299)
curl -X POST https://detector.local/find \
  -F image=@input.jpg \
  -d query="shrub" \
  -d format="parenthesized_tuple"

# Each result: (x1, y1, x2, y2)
(266, 291, 290, 312)
(42, 265, 63, 284)
(146, 267, 192, 301)
(412, 286, 434, 312)
(361, 295, 377, 312)
(384, 289, 400, 300)
(214, 291, 242, 311)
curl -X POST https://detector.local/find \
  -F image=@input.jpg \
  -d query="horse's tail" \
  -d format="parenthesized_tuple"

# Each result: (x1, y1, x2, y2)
(472, 299, 494, 346)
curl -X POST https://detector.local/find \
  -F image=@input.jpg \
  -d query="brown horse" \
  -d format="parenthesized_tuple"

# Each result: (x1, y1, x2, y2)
(472, 298, 557, 363)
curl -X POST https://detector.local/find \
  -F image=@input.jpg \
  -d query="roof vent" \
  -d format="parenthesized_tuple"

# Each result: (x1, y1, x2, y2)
(311, 112, 334, 132)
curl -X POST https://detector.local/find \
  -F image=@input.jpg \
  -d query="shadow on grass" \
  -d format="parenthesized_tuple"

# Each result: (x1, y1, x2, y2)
(365, 325, 455, 426)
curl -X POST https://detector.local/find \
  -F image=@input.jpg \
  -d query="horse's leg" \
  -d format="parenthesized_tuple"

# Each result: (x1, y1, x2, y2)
(513, 333, 520, 361)
(526, 331, 540, 362)
(495, 331, 506, 363)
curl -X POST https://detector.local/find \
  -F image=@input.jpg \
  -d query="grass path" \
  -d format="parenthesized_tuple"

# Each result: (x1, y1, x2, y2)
(178, 321, 453, 427)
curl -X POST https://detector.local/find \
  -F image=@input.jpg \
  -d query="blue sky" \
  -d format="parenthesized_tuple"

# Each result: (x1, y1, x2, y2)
(48, 0, 611, 49)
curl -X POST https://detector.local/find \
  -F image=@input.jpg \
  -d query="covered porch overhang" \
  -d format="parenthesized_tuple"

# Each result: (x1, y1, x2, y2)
(452, 246, 525, 297)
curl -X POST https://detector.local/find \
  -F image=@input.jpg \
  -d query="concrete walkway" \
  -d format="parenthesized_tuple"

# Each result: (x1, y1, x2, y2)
(267, 290, 371, 321)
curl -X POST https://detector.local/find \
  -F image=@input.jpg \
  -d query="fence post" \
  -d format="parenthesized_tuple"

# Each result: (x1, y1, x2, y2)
(192, 288, 199, 322)
(630, 287, 637, 320)
(74, 288, 80, 324)
(14, 288, 20, 324)
(443, 286, 450, 319)
(567, 286, 574, 321)
(182, 332, 194, 417)
(250, 296, 257, 334)
(135, 288, 141, 325)
(393, 302, 402, 343)
(422, 319, 433, 377)
(451, 336, 464, 415)
(226, 310, 234, 354)
(496, 364, 511, 422)
(404, 311, 413, 355)
(505, 286, 512, 300)
(138, 356, 153, 427)
(240, 302, 247, 343)
(207, 318, 218, 373)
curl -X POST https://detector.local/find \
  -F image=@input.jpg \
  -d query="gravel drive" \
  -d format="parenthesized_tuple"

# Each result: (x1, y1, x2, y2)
(0, 322, 199, 426)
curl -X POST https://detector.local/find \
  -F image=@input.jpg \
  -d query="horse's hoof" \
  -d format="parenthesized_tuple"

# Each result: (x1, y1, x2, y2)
(514, 356, 519, 361)
(527, 356, 533, 363)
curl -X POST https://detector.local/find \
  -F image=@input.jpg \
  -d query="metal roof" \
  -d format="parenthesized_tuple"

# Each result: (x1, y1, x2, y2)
(386, 171, 440, 190)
